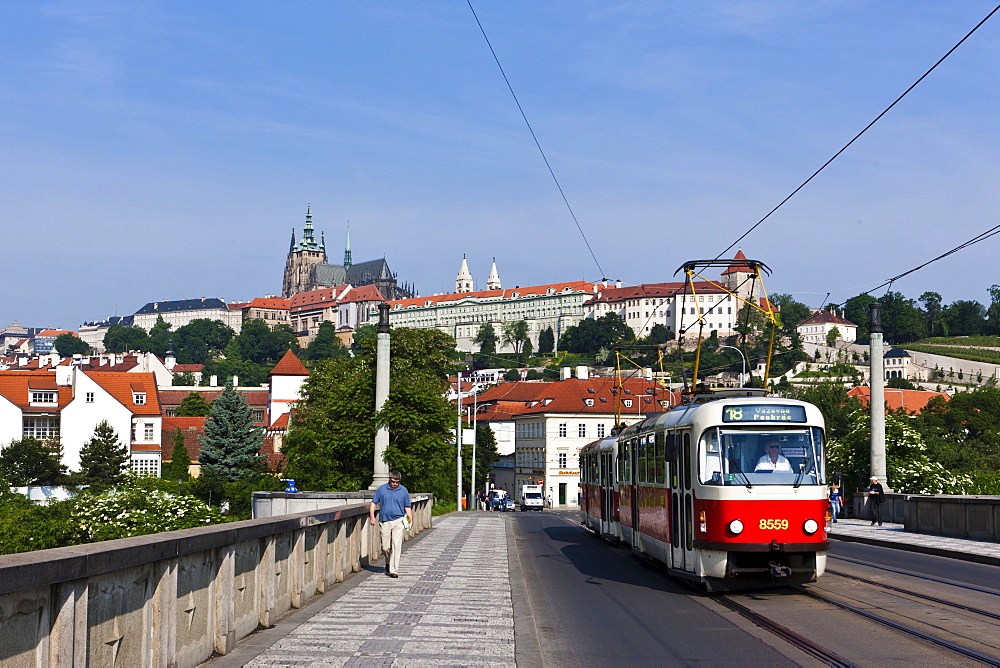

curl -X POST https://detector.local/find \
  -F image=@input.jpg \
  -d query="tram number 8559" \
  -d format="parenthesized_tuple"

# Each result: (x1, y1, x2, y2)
(759, 519, 789, 530)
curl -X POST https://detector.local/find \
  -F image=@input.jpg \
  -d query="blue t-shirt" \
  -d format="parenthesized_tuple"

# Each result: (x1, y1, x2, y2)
(372, 482, 411, 521)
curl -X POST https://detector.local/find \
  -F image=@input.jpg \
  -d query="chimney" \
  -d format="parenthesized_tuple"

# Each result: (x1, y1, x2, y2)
(210, 375, 218, 386)
(560, 367, 572, 381)
(616, 280, 622, 288)
(232, 375, 239, 387)
(576, 365, 589, 380)
(194, 371, 203, 385)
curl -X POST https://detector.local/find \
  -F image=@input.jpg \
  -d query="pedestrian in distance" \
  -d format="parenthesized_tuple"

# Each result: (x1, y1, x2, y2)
(369, 471, 412, 578)
(867, 476, 885, 526)
(829, 482, 841, 523)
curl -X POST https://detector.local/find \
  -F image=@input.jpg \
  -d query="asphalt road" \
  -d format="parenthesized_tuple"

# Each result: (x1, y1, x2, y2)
(509, 509, 804, 667)
(828, 539, 1000, 591)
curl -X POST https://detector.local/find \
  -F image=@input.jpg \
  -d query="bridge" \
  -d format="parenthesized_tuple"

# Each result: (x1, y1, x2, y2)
(2, 494, 999, 667)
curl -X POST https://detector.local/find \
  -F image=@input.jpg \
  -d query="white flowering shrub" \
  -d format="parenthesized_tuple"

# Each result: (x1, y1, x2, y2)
(71, 478, 226, 543)
(828, 408, 972, 495)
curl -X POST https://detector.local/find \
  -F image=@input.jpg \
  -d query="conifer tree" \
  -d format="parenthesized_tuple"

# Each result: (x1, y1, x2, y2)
(198, 380, 265, 481)
(78, 420, 130, 488)
(161, 428, 193, 480)
(175, 392, 211, 416)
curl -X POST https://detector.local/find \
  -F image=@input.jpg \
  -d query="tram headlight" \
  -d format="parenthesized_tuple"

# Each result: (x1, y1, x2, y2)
(728, 519, 744, 535)
(803, 519, 819, 535)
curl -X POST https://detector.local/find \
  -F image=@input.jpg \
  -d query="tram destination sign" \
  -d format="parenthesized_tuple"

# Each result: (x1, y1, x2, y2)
(722, 404, 807, 423)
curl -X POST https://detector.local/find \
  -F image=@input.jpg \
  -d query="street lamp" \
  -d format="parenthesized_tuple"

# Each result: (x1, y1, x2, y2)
(719, 346, 747, 387)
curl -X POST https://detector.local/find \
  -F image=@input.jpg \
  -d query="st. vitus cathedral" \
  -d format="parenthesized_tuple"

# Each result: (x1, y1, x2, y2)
(281, 204, 416, 300)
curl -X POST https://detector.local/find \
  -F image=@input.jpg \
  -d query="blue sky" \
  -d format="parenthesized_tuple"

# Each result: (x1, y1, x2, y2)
(2, 2, 998, 329)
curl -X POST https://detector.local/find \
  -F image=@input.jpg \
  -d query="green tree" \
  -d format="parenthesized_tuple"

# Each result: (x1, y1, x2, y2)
(160, 429, 193, 481)
(780, 382, 861, 442)
(943, 300, 986, 337)
(0, 437, 66, 486)
(305, 321, 350, 360)
(198, 380, 265, 481)
(53, 333, 90, 357)
(103, 324, 150, 353)
(0, 491, 77, 554)
(175, 392, 212, 417)
(146, 316, 173, 357)
(886, 376, 917, 390)
(473, 323, 498, 358)
(986, 285, 1000, 335)
(174, 318, 236, 364)
(283, 328, 457, 498)
(77, 421, 129, 488)
(919, 291, 945, 337)
(560, 313, 631, 355)
(537, 326, 555, 355)
(502, 320, 530, 355)
(771, 294, 812, 336)
(825, 326, 842, 347)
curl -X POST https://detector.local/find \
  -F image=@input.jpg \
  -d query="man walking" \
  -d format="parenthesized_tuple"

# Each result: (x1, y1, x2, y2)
(867, 476, 885, 526)
(369, 471, 413, 578)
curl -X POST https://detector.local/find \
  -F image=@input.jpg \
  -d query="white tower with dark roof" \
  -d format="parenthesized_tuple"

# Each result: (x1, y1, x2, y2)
(456, 255, 474, 293)
(486, 258, 502, 290)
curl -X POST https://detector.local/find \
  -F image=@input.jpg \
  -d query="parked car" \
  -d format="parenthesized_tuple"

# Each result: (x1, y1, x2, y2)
(504, 497, 516, 512)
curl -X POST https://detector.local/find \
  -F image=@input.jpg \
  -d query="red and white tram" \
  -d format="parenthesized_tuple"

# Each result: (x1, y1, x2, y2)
(580, 392, 830, 591)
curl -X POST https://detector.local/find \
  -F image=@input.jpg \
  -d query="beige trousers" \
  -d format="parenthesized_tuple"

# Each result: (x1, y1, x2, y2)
(379, 517, 405, 575)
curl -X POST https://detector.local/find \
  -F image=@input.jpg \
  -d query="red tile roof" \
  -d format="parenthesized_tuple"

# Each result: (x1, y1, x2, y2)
(586, 281, 725, 305)
(84, 371, 161, 415)
(270, 349, 309, 376)
(170, 363, 204, 373)
(289, 286, 349, 310)
(37, 329, 77, 338)
(847, 386, 949, 414)
(162, 417, 206, 461)
(339, 284, 386, 303)
(387, 281, 598, 310)
(721, 250, 754, 276)
(0, 370, 72, 411)
(470, 377, 678, 416)
(158, 387, 269, 407)
(798, 310, 857, 327)
(244, 297, 292, 309)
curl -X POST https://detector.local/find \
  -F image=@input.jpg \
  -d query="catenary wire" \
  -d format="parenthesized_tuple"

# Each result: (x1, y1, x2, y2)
(467, 0, 607, 280)
(715, 4, 1000, 261)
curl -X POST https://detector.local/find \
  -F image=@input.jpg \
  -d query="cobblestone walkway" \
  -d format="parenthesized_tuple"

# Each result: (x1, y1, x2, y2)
(246, 514, 514, 667)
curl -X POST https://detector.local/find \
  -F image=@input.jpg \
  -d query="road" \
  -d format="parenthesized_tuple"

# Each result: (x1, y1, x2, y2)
(510, 509, 1000, 666)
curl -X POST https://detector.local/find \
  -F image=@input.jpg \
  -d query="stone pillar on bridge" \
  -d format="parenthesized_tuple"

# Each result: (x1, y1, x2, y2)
(370, 302, 391, 490)
(868, 302, 888, 487)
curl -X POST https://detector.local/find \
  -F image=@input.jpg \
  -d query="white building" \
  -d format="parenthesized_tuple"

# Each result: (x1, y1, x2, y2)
(797, 310, 858, 345)
(289, 284, 386, 345)
(133, 298, 243, 334)
(473, 373, 678, 508)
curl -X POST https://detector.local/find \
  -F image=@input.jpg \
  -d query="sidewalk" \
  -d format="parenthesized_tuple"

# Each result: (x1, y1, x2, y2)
(827, 517, 1000, 566)
(211, 513, 514, 667)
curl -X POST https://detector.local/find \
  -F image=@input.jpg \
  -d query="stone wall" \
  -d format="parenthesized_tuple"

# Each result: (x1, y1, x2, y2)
(904, 495, 1000, 541)
(0, 495, 433, 667)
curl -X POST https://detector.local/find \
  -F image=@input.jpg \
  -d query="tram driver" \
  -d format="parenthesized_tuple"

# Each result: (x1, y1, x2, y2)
(754, 438, 792, 472)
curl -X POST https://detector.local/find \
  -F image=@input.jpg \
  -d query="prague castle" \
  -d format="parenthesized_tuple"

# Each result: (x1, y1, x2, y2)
(281, 204, 416, 300)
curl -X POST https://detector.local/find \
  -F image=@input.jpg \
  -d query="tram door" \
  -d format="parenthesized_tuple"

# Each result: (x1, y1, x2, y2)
(630, 438, 641, 549)
(600, 451, 614, 535)
(669, 430, 695, 571)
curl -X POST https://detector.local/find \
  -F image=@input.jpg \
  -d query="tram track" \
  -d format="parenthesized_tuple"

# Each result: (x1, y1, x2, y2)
(828, 554, 1000, 598)
(793, 586, 1000, 667)
(711, 594, 857, 667)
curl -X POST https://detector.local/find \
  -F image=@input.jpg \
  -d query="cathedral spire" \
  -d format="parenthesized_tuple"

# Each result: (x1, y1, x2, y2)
(486, 257, 501, 290)
(344, 221, 352, 269)
(289, 228, 296, 252)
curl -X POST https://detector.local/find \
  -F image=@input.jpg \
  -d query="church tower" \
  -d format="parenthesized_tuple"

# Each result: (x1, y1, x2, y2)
(455, 255, 474, 293)
(721, 250, 758, 304)
(344, 222, 352, 269)
(486, 258, 502, 290)
(282, 203, 328, 298)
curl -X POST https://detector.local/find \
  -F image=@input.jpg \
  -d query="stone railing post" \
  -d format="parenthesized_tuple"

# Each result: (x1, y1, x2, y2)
(215, 545, 236, 655)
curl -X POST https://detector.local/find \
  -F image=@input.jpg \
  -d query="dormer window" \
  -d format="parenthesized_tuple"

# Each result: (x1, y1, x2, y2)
(585, 398, 594, 407)
(623, 399, 633, 408)
(30, 391, 57, 405)
(133, 392, 146, 405)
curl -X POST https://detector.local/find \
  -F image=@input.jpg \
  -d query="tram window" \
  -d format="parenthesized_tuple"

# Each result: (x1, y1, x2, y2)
(635, 438, 649, 483)
(714, 429, 826, 485)
(652, 433, 663, 484)
(699, 429, 723, 484)
(683, 433, 692, 491)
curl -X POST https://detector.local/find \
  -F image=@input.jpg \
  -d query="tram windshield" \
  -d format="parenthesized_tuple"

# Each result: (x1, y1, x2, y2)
(699, 428, 825, 486)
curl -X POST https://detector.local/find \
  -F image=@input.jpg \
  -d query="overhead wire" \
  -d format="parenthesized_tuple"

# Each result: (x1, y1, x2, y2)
(715, 3, 1000, 261)
(466, 0, 607, 280)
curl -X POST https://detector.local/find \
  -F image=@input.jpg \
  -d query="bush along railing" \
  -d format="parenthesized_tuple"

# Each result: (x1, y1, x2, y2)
(0, 495, 433, 667)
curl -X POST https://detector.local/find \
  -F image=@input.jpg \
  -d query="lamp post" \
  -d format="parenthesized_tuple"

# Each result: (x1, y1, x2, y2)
(719, 346, 747, 387)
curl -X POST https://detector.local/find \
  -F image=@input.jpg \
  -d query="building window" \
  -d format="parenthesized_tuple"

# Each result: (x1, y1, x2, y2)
(252, 408, 265, 423)
(130, 455, 160, 478)
(559, 453, 567, 468)
(558, 423, 567, 437)
(133, 393, 146, 405)
(578, 424, 586, 438)
(30, 391, 57, 404)
(144, 423, 155, 440)
(85, 392, 95, 403)
(23, 417, 59, 438)
(597, 424, 605, 438)
(623, 399, 633, 408)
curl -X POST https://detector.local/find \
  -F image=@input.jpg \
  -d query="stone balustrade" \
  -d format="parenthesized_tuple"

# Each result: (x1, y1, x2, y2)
(905, 494, 1000, 541)
(0, 495, 433, 667)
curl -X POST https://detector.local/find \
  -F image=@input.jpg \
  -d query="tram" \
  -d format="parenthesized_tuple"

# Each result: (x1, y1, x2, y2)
(580, 258, 829, 590)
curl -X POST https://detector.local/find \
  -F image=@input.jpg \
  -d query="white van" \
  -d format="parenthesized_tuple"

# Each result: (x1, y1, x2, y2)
(520, 484, 544, 511)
